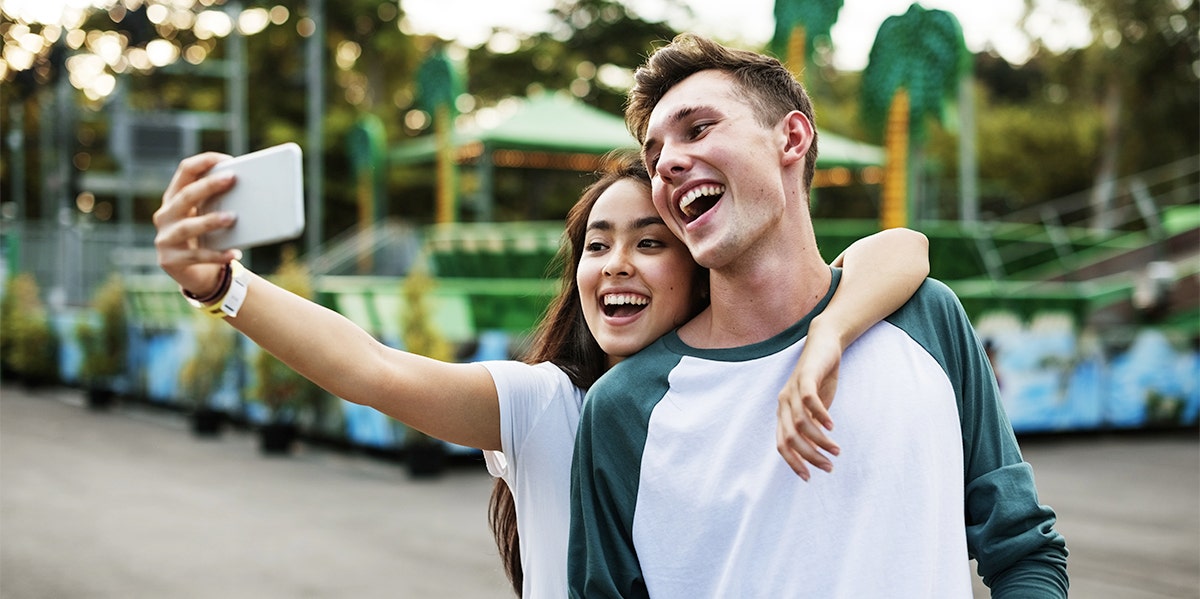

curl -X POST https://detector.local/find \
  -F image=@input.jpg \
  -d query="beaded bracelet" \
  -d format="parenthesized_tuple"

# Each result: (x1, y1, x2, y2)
(182, 262, 233, 304)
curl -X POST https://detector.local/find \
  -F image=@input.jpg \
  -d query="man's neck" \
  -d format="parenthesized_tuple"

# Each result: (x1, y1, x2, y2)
(679, 245, 831, 349)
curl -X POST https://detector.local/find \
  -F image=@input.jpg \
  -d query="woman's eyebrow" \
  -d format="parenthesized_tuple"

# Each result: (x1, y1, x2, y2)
(585, 220, 613, 233)
(634, 216, 666, 229)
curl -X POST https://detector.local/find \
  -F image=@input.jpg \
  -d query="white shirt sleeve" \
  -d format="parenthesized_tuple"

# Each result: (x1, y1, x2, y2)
(479, 361, 576, 481)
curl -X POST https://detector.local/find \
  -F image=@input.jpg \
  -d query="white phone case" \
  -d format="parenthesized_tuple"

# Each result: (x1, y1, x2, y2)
(200, 142, 305, 251)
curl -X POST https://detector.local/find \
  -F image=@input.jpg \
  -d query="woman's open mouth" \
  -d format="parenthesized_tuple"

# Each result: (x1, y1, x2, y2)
(602, 293, 649, 318)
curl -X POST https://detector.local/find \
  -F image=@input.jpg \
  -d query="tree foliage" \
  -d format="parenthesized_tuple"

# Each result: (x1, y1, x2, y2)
(860, 4, 970, 144)
(770, 0, 844, 68)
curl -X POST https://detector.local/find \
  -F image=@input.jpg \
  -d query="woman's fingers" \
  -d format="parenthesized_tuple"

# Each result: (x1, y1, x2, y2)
(776, 406, 813, 481)
(156, 153, 234, 225)
(155, 153, 242, 294)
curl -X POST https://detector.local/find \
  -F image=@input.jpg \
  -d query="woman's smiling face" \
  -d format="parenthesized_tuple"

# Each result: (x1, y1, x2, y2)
(576, 178, 700, 367)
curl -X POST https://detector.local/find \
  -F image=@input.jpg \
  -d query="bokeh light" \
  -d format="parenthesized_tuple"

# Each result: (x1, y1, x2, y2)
(1, 0, 280, 102)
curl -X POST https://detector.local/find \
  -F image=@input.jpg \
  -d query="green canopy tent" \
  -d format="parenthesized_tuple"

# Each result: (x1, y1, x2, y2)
(388, 91, 884, 220)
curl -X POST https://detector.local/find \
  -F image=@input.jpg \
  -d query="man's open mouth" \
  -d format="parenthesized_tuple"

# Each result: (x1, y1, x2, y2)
(679, 184, 725, 221)
(603, 293, 649, 318)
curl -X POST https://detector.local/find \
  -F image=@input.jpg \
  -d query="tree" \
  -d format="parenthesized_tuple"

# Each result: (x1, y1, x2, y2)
(1053, 0, 1199, 228)
(860, 4, 969, 228)
(771, 0, 844, 79)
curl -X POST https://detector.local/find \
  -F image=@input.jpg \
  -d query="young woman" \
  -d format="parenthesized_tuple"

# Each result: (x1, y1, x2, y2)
(153, 150, 928, 597)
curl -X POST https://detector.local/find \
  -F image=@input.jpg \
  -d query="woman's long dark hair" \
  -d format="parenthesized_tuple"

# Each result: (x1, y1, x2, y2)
(487, 151, 655, 595)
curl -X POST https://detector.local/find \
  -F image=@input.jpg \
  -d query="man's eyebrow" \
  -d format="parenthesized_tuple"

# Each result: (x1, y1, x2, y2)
(641, 105, 701, 156)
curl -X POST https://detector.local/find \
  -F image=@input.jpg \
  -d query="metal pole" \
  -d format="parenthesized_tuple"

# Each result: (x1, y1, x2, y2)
(227, 1, 248, 157)
(305, 0, 325, 262)
(958, 75, 979, 224)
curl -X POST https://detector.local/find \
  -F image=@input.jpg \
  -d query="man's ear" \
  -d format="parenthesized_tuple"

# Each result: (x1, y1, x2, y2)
(780, 111, 814, 166)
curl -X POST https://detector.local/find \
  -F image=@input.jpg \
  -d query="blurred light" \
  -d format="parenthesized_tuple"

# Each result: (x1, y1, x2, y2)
(65, 28, 86, 49)
(127, 47, 151, 70)
(170, 10, 194, 31)
(392, 88, 413, 109)
(454, 93, 475, 114)
(377, 2, 397, 21)
(43, 24, 62, 44)
(268, 5, 289, 25)
(184, 44, 207, 64)
(17, 31, 44, 54)
(335, 40, 360, 70)
(404, 109, 429, 130)
(296, 17, 315, 37)
(94, 201, 113, 221)
(1102, 29, 1121, 49)
(92, 72, 115, 96)
(195, 10, 232, 38)
(569, 78, 590, 97)
(238, 7, 270, 35)
(76, 191, 96, 213)
(486, 31, 520, 54)
(146, 38, 179, 67)
(345, 82, 365, 106)
(146, 3, 169, 24)
(3, 45, 34, 71)
(575, 61, 595, 79)
(860, 166, 884, 185)
(0, 59, 8, 80)
(93, 32, 125, 66)
(596, 63, 632, 90)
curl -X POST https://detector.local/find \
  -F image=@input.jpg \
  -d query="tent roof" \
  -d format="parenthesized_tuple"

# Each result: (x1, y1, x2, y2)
(389, 92, 883, 169)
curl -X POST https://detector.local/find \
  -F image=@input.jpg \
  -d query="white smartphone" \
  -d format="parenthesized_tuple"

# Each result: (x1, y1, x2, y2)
(200, 142, 306, 251)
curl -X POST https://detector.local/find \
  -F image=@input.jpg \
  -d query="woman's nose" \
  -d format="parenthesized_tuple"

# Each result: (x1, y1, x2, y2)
(603, 247, 633, 277)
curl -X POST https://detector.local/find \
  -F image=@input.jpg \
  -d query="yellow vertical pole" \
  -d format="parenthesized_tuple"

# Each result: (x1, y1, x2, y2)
(786, 26, 806, 79)
(881, 87, 910, 230)
(434, 105, 456, 224)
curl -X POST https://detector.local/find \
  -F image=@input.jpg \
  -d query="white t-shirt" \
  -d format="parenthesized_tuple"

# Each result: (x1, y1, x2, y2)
(481, 360, 584, 599)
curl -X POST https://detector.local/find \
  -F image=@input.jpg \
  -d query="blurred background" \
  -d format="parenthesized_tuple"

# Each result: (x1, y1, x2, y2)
(0, 1, 1196, 594)
(0, 1, 1195, 595)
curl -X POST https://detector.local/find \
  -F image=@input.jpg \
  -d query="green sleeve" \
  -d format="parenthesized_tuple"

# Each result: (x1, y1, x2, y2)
(888, 279, 1069, 596)
(568, 342, 677, 598)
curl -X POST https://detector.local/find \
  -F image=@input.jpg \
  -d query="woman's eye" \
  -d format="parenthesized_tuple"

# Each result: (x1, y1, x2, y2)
(638, 239, 665, 249)
(585, 241, 607, 252)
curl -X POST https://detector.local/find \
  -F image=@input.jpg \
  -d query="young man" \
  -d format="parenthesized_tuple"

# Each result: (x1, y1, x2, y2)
(568, 34, 1068, 598)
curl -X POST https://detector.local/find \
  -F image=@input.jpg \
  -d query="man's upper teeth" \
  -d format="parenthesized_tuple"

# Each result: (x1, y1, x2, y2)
(604, 294, 648, 306)
(679, 184, 725, 210)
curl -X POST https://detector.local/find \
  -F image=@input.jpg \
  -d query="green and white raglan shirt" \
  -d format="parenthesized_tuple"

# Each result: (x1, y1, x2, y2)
(568, 271, 1068, 599)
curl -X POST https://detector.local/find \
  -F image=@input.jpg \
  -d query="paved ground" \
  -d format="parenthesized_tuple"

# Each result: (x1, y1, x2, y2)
(1, 384, 1197, 598)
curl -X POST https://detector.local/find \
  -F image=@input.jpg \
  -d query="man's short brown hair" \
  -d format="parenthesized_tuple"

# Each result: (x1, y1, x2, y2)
(625, 33, 820, 192)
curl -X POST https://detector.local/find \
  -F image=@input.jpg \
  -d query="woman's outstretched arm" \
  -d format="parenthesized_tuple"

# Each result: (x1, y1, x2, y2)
(155, 153, 502, 450)
(775, 227, 930, 479)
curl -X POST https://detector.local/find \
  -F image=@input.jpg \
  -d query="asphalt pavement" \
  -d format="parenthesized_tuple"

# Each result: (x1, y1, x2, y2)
(1, 384, 1197, 598)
